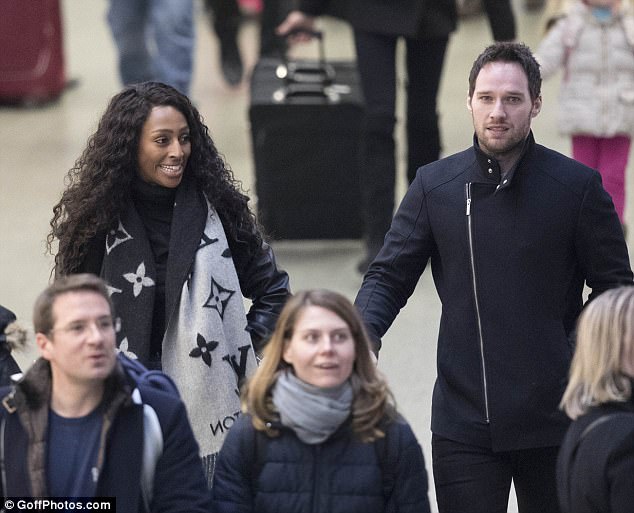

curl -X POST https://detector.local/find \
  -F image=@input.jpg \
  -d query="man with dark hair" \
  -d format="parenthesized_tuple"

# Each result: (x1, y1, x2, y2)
(355, 42, 633, 512)
(0, 274, 211, 511)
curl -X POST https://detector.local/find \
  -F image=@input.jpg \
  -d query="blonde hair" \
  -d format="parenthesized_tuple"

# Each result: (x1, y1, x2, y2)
(242, 289, 396, 442)
(560, 286, 634, 419)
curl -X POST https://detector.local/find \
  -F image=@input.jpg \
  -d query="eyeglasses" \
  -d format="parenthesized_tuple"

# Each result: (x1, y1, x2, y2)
(49, 317, 116, 338)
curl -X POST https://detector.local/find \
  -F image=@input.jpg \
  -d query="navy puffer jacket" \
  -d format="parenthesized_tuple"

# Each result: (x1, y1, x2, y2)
(212, 413, 431, 513)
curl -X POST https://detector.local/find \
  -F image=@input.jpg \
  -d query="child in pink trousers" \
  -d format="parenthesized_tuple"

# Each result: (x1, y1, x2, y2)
(536, 0, 634, 228)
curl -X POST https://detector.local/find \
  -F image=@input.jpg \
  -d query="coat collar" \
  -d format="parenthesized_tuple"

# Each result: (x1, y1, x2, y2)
(472, 131, 535, 190)
(6, 358, 133, 415)
(2, 359, 133, 497)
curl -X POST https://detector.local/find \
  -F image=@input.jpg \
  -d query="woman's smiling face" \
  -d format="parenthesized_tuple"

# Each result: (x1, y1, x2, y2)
(137, 105, 191, 188)
(282, 305, 356, 388)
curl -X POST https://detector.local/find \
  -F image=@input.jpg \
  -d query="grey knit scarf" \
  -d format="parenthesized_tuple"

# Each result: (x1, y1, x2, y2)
(272, 370, 353, 444)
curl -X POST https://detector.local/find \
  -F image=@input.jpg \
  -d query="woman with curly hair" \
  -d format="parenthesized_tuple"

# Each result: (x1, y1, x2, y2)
(212, 289, 431, 513)
(47, 81, 291, 484)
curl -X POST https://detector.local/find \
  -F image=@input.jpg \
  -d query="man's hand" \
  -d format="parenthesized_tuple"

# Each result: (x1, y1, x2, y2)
(276, 11, 317, 44)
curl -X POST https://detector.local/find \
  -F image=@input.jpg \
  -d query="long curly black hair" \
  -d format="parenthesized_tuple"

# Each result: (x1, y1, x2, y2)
(48, 82, 261, 276)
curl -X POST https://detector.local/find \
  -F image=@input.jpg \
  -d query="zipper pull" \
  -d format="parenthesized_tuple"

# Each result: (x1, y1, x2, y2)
(92, 466, 99, 483)
(465, 183, 472, 216)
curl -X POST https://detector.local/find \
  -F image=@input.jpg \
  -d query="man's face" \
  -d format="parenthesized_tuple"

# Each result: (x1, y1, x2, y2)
(468, 61, 541, 160)
(38, 291, 117, 387)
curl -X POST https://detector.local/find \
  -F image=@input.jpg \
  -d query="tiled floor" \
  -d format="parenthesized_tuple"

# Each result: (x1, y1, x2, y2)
(1, 2, 632, 511)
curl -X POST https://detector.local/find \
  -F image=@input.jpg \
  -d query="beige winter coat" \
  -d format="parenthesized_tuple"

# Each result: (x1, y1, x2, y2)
(536, 1, 634, 136)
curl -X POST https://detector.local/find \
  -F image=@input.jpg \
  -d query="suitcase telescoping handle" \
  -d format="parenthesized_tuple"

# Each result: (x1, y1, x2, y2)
(276, 29, 336, 100)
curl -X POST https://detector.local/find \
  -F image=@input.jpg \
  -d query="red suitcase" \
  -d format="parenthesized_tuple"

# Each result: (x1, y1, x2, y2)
(0, 0, 66, 104)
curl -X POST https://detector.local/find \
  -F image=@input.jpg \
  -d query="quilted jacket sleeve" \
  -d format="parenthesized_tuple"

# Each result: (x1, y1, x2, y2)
(211, 415, 256, 513)
(391, 420, 432, 513)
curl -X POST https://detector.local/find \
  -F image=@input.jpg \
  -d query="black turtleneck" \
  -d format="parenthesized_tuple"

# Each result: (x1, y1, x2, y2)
(131, 177, 176, 362)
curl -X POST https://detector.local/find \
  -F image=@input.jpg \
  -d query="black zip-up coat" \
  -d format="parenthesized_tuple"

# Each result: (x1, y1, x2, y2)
(355, 133, 633, 451)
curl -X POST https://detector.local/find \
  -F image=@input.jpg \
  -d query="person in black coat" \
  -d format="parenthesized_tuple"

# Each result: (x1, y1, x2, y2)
(278, 0, 457, 272)
(47, 81, 291, 484)
(480, 0, 517, 41)
(354, 42, 633, 513)
(0, 305, 25, 386)
(203, 0, 292, 87)
(211, 289, 431, 513)
(459, 0, 516, 41)
(557, 285, 634, 513)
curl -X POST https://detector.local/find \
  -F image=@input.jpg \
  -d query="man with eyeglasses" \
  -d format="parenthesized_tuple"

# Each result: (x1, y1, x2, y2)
(0, 274, 211, 511)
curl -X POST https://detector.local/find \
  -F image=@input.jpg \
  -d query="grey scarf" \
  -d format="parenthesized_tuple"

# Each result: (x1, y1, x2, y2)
(272, 370, 353, 444)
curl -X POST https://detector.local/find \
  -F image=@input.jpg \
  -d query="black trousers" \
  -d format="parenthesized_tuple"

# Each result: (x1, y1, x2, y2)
(353, 30, 448, 250)
(432, 435, 561, 513)
(204, 0, 290, 57)
(482, 0, 516, 41)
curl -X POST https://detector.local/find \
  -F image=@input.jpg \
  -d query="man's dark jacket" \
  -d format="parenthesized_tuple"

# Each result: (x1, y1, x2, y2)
(0, 359, 212, 513)
(355, 133, 633, 451)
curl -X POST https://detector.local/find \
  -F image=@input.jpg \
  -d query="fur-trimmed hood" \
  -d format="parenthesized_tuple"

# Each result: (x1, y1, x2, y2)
(0, 305, 27, 353)
(1, 358, 133, 497)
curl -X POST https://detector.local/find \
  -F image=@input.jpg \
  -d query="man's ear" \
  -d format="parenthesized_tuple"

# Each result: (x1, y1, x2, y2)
(36, 332, 53, 361)
(531, 95, 542, 118)
(467, 94, 473, 112)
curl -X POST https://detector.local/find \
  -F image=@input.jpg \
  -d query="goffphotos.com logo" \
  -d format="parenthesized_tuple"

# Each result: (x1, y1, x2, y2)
(3, 498, 114, 511)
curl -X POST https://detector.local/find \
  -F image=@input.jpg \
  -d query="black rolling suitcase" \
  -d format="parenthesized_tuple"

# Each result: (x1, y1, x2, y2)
(249, 32, 364, 240)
